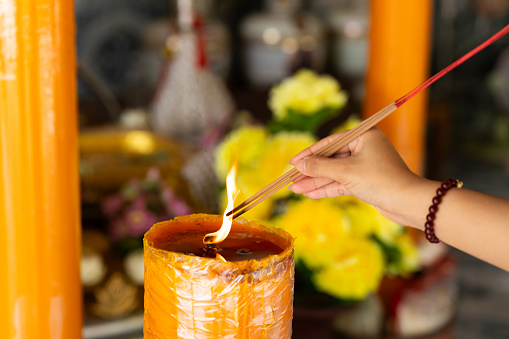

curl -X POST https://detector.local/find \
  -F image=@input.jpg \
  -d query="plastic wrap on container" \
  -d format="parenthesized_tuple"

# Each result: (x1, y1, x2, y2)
(144, 214, 294, 338)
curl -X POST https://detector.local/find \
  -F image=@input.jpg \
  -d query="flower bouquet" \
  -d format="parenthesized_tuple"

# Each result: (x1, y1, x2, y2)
(102, 167, 192, 253)
(268, 69, 348, 134)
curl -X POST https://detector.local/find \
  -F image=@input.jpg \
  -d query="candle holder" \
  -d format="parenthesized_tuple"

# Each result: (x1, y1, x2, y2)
(144, 214, 295, 338)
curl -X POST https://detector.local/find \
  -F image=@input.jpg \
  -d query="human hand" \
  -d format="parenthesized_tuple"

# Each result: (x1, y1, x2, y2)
(288, 128, 509, 272)
(289, 127, 422, 223)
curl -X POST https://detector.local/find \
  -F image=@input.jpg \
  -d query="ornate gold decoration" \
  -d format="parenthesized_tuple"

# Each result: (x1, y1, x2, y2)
(91, 272, 139, 319)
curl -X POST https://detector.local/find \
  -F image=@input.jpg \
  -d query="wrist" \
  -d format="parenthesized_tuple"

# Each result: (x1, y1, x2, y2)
(406, 178, 443, 231)
(380, 176, 439, 230)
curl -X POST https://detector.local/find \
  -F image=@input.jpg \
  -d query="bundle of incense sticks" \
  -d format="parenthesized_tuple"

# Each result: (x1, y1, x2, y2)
(228, 23, 509, 219)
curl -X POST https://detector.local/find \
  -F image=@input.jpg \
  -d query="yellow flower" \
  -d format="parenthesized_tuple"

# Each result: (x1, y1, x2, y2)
(338, 197, 404, 242)
(269, 69, 347, 121)
(372, 212, 405, 244)
(386, 232, 420, 276)
(272, 199, 350, 270)
(214, 126, 267, 180)
(338, 198, 379, 238)
(217, 186, 274, 222)
(257, 132, 316, 199)
(312, 238, 384, 300)
(336, 197, 419, 276)
(215, 128, 315, 220)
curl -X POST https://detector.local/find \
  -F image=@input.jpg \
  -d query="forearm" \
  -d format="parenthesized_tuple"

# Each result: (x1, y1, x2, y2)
(397, 178, 509, 271)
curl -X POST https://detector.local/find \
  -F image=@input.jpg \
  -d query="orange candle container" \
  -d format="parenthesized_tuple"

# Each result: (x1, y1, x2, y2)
(144, 214, 295, 338)
(364, 0, 433, 174)
(0, 0, 81, 337)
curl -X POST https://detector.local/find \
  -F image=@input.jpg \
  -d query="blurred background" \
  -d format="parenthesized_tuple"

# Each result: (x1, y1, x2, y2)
(76, 0, 509, 338)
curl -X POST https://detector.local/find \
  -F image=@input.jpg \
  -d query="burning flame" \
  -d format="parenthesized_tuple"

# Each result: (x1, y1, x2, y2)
(216, 253, 227, 262)
(203, 162, 239, 245)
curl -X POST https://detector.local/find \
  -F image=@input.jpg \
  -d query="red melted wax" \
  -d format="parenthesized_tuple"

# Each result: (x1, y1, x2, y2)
(152, 221, 284, 262)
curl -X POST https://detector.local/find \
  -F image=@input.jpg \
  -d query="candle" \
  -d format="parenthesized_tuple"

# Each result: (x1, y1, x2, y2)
(144, 213, 295, 338)
(363, 1, 433, 174)
(0, 0, 81, 338)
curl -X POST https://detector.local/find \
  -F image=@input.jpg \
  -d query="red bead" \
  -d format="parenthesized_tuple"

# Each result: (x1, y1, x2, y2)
(436, 188, 446, 196)
(429, 205, 438, 214)
(432, 196, 441, 205)
(426, 213, 435, 222)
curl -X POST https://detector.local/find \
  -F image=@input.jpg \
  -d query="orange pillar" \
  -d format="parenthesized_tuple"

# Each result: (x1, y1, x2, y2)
(0, 1, 82, 338)
(364, 1, 433, 174)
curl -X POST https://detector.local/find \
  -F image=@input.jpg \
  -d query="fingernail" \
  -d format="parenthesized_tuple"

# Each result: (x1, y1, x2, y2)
(296, 158, 308, 175)
(288, 184, 293, 191)
(303, 193, 308, 198)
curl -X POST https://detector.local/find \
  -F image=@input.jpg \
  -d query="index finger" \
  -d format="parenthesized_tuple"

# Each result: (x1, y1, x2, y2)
(290, 130, 350, 165)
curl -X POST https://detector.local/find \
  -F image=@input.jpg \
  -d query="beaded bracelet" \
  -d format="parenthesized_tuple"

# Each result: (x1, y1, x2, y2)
(424, 178, 463, 243)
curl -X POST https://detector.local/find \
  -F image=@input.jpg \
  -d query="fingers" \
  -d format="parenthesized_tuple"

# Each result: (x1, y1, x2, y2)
(295, 181, 351, 199)
(290, 125, 384, 166)
(294, 155, 349, 180)
(290, 177, 335, 194)
(286, 126, 414, 214)
(291, 173, 309, 184)
(290, 130, 350, 165)
(332, 151, 351, 159)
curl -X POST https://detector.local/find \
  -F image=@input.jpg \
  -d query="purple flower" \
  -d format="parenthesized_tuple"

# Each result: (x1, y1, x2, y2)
(162, 187, 191, 216)
(161, 187, 175, 202)
(169, 199, 191, 216)
(124, 205, 158, 238)
(104, 167, 193, 242)
(131, 196, 147, 209)
(102, 195, 125, 217)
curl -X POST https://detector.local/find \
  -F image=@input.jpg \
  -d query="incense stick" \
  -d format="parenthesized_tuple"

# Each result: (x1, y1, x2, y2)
(230, 103, 397, 218)
(230, 102, 397, 219)
(228, 23, 509, 219)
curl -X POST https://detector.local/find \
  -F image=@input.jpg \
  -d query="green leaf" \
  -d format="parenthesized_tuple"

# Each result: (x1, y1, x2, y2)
(372, 236, 403, 267)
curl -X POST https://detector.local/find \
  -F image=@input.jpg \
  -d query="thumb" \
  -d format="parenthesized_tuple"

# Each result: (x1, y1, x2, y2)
(295, 156, 349, 180)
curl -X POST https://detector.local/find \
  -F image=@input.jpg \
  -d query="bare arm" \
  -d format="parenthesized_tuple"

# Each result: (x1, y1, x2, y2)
(289, 127, 509, 271)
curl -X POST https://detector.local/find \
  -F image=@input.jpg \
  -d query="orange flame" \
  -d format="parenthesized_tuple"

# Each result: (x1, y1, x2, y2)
(203, 162, 239, 245)
(215, 253, 227, 262)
